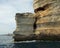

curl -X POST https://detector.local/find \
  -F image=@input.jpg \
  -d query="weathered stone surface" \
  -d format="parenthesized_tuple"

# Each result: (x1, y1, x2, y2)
(33, 0, 57, 10)
(15, 13, 35, 24)
(33, 0, 60, 17)
(33, 0, 60, 41)
(14, 13, 35, 40)
(33, 0, 60, 11)
(13, 34, 37, 41)
(16, 17, 35, 24)
(16, 24, 33, 27)
(35, 29, 60, 35)
(13, 0, 60, 41)
(36, 16, 60, 24)
(16, 24, 33, 31)
(13, 31, 34, 36)
(36, 21, 60, 28)
(16, 13, 35, 17)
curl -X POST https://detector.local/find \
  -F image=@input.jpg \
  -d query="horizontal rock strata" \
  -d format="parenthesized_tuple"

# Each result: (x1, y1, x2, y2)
(34, 0, 60, 41)
(13, 0, 60, 41)
(13, 13, 35, 41)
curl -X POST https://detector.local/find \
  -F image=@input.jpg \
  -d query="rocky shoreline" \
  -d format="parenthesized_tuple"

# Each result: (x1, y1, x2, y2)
(13, 34, 60, 41)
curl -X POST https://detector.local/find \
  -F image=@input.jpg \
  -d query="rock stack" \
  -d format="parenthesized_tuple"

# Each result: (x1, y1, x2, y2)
(33, 0, 60, 40)
(13, 13, 35, 41)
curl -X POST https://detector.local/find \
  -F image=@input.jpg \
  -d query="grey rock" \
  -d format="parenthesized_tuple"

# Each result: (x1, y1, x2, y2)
(16, 17, 35, 24)
(13, 31, 34, 36)
(14, 13, 35, 38)
(16, 24, 34, 31)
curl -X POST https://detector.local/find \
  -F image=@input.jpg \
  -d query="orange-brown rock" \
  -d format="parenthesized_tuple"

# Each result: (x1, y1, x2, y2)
(34, 0, 60, 40)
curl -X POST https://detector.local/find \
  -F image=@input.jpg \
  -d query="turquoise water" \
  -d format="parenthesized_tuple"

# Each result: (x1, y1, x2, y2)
(0, 36, 60, 48)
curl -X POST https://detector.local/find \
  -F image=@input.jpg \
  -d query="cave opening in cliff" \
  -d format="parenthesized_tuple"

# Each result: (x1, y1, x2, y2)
(34, 3, 52, 13)
(34, 7, 45, 13)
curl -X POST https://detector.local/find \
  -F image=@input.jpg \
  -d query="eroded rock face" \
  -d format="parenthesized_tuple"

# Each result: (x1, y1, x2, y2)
(14, 0, 60, 41)
(33, 0, 60, 17)
(33, 0, 60, 39)
(13, 13, 35, 41)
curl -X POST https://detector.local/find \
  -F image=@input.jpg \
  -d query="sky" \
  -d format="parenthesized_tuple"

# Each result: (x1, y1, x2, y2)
(0, 0, 34, 34)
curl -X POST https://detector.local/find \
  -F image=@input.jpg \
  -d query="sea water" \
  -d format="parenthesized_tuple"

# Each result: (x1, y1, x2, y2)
(0, 35, 60, 48)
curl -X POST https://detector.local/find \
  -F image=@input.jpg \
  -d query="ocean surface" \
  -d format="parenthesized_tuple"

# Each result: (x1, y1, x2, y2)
(0, 35, 60, 48)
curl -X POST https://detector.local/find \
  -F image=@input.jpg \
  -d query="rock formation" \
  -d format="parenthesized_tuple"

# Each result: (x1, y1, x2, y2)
(13, 0, 60, 41)
(33, 0, 60, 40)
(13, 13, 36, 41)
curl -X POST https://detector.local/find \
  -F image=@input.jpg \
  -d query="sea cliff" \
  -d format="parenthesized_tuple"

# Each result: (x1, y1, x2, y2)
(13, 0, 60, 41)
(13, 13, 36, 41)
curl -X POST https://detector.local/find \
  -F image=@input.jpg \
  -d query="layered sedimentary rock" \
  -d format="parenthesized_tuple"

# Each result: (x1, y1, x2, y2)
(13, 13, 35, 41)
(33, 0, 60, 40)
(14, 0, 60, 41)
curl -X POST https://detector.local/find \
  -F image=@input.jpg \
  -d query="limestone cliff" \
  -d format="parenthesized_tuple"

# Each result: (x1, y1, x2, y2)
(13, 0, 60, 41)
(33, 0, 60, 40)
(13, 13, 36, 41)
